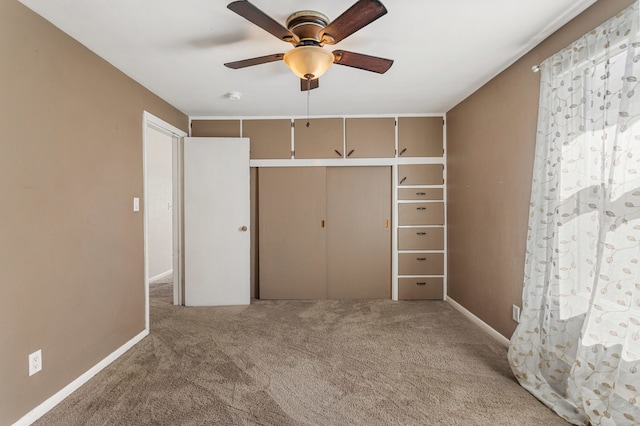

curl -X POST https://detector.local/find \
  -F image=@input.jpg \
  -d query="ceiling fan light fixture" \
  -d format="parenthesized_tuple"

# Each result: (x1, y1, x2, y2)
(283, 46, 334, 80)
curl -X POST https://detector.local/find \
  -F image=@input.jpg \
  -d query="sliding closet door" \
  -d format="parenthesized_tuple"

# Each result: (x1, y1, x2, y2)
(326, 167, 392, 298)
(258, 167, 327, 299)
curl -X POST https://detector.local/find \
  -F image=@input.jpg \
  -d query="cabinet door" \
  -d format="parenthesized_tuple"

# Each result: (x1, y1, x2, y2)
(398, 117, 443, 157)
(191, 120, 240, 137)
(258, 167, 327, 299)
(243, 119, 291, 159)
(398, 164, 444, 186)
(345, 118, 395, 158)
(294, 118, 344, 159)
(326, 167, 392, 298)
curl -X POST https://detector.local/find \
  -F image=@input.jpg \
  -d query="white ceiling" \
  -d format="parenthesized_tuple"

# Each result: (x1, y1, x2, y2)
(20, 0, 596, 117)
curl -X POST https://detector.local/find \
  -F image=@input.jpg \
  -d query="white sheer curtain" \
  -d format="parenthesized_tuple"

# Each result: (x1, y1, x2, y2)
(508, 3, 640, 425)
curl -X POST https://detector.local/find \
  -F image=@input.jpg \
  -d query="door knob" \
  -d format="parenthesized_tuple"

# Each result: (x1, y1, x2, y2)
(240, 226, 248, 232)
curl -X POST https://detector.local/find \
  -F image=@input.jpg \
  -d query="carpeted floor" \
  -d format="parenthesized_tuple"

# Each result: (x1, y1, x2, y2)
(35, 276, 567, 425)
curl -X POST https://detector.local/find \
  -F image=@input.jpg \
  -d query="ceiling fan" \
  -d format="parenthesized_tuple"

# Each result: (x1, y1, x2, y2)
(224, 0, 394, 91)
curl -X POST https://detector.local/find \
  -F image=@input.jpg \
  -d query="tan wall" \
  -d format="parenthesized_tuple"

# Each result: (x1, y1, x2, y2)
(446, 0, 635, 339)
(0, 2, 188, 424)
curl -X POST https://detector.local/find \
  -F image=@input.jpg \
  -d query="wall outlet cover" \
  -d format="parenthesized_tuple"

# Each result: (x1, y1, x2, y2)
(512, 305, 521, 323)
(29, 349, 42, 376)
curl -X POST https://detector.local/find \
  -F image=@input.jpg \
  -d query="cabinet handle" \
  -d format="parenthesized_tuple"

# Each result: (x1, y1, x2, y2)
(416, 282, 427, 286)
(417, 257, 426, 261)
(416, 232, 427, 235)
(347, 149, 355, 157)
(416, 207, 427, 211)
(334, 149, 343, 157)
(399, 177, 407, 184)
(416, 192, 426, 196)
(399, 148, 407, 156)
(321, 220, 325, 228)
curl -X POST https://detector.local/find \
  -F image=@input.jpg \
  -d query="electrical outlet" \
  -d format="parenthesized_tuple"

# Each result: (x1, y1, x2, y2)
(29, 349, 42, 376)
(512, 305, 521, 323)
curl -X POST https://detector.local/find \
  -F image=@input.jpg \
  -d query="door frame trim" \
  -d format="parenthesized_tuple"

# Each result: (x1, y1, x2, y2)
(143, 111, 187, 329)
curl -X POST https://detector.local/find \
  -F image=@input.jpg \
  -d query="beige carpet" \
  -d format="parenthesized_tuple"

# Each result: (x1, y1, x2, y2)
(35, 277, 567, 425)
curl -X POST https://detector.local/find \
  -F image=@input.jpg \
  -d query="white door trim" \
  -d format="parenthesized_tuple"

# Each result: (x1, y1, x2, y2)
(143, 111, 187, 330)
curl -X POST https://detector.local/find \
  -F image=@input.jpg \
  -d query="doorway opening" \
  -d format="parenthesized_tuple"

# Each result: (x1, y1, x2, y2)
(143, 112, 187, 329)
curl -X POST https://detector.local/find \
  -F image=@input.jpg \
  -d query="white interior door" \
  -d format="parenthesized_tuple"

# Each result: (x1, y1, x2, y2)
(184, 137, 250, 306)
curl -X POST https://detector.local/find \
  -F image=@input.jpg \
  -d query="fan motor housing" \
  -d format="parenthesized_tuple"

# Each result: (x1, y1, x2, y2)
(286, 10, 329, 44)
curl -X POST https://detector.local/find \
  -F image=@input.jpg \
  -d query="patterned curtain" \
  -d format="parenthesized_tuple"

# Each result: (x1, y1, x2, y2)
(508, 3, 640, 425)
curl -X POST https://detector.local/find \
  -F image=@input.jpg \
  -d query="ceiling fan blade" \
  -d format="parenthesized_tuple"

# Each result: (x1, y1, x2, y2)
(333, 50, 393, 74)
(224, 53, 284, 69)
(227, 1, 297, 43)
(320, 0, 387, 45)
(300, 78, 319, 91)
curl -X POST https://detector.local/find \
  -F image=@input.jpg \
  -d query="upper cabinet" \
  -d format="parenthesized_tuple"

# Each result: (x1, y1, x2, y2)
(243, 119, 291, 160)
(294, 118, 344, 159)
(398, 117, 443, 157)
(191, 120, 240, 137)
(189, 115, 445, 160)
(345, 118, 395, 158)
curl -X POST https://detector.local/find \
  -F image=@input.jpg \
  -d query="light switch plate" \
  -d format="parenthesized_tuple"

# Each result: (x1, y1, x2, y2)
(133, 197, 140, 212)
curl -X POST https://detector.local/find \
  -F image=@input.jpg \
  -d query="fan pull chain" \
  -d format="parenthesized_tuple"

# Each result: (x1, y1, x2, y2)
(305, 74, 312, 127)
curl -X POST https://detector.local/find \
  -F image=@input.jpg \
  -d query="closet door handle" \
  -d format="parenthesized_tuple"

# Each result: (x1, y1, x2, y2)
(347, 149, 355, 157)
(399, 148, 407, 156)
(334, 149, 343, 157)
(399, 177, 407, 184)
(417, 257, 426, 261)
(321, 220, 325, 228)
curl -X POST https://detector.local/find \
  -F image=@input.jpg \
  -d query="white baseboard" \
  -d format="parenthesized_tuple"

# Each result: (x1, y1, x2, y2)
(149, 269, 173, 282)
(446, 297, 511, 348)
(13, 329, 149, 426)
